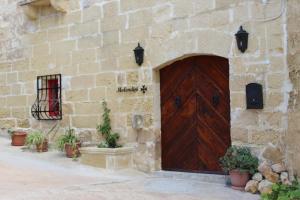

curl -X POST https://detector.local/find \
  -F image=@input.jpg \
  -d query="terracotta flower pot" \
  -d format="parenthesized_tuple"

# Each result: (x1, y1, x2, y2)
(65, 143, 81, 158)
(36, 139, 48, 152)
(11, 131, 27, 146)
(229, 169, 250, 191)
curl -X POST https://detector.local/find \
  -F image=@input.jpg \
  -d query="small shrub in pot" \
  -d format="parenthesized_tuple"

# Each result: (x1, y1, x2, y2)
(219, 146, 259, 191)
(26, 131, 48, 152)
(56, 127, 80, 158)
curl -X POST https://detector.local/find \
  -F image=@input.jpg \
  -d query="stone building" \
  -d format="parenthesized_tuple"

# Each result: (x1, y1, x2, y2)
(0, 0, 299, 174)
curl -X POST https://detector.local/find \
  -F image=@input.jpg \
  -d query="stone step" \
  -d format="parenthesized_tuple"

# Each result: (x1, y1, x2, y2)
(152, 171, 227, 184)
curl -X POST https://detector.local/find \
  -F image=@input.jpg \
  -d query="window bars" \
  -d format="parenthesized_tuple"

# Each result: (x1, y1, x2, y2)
(31, 74, 62, 120)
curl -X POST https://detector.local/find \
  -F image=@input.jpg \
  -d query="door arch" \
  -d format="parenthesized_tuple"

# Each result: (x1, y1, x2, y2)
(160, 55, 231, 173)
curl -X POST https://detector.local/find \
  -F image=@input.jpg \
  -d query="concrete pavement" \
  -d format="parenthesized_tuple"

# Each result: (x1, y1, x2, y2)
(0, 137, 260, 200)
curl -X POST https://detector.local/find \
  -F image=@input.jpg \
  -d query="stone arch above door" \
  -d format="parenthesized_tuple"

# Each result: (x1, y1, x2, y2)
(149, 30, 234, 71)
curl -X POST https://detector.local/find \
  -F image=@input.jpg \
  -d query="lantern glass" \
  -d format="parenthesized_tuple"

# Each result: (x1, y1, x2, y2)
(235, 26, 248, 53)
(133, 43, 144, 66)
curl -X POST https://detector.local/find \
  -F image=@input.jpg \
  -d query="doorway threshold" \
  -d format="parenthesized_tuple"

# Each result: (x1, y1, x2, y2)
(151, 170, 227, 184)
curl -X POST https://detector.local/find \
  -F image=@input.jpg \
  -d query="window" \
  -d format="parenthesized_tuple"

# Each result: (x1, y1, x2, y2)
(31, 74, 62, 120)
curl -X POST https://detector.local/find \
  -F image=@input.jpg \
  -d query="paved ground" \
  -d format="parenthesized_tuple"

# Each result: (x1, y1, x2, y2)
(0, 137, 260, 200)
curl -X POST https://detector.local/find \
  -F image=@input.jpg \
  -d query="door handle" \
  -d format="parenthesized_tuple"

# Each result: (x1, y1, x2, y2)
(212, 94, 220, 107)
(175, 96, 181, 108)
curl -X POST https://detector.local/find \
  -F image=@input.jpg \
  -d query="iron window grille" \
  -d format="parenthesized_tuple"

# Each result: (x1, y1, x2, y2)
(31, 74, 62, 120)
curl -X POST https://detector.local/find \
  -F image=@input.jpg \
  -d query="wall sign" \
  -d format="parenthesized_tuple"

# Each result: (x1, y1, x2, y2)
(117, 85, 148, 94)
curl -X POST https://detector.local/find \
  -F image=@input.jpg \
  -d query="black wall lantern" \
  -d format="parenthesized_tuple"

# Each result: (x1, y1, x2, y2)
(235, 26, 248, 53)
(133, 43, 144, 66)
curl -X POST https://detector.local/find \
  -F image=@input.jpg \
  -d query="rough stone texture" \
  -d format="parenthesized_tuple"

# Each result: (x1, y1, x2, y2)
(264, 170, 279, 183)
(245, 180, 259, 194)
(80, 147, 134, 170)
(271, 163, 287, 173)
(252, 173, 263, 182)
(258, 161, 272, 175)
(286, 0, 300, 176)
(258, 180, 273, 195)
(280, 172, 291, 185)
(262, 144, 285, 164)
(0, 0, 294, 172)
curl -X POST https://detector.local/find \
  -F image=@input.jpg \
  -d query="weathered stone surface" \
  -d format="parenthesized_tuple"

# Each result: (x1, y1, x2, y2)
(258, 180, 274, 194)
(252, 173, 263, 182)
(262, 144, 285, 164)
(258, 161, 272, 174)
(280, 172, 291, 185)
(264, 170, 279, 183)
(245, 180, 259, 194)
(271, 163, 287, 173)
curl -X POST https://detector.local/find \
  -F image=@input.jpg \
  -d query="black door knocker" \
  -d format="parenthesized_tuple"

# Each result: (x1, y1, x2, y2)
(212, 92, 220, 107)
(175, 96, 182, 108)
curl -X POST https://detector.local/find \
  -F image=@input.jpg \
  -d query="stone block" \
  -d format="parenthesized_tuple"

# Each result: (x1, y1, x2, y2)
(101, 16, 125, 32)
(60, 10, 81, 24)
(78, 35, 102, 49)
(267, 73, 285, 90)
(78, 62, 99, 74)
(0, 108, 10, 118)
(0, 119, 15, 129)
(103, 31, 119, 46)
(65, 90, 88, 101)
(82, 5, 101, 22)
(72, 116, 99, 128)
(120, 0, 155, 12)
(103, 1, 119, 17)
(70, 21, 99, 37)
(6, 96, 27, 107)
(70, 75, 95, 89)
(89, 87, 106, 101)
(48, 27, 68, 41)
(121, 26, 149, 44)
(11, 107, 28, 119)
(72, 49, 97, 64)
(17, 119, 30, 128)
(74, 102, 101, 115)
(12, 59, 30, 71)
(96, 73, 116, 86)
(231, 127, 248, 143)
(100, 58, 118, 71)
(80, 147, 135, 169)
(128, 9, 152, 28)
(245, 180, 259, 194)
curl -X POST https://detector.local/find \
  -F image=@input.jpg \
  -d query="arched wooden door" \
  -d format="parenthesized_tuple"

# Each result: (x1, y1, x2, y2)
(160, 56, 231, 173)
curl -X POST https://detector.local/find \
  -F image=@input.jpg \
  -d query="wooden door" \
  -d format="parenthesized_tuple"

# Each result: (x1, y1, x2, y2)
(160, 56, 231, 173)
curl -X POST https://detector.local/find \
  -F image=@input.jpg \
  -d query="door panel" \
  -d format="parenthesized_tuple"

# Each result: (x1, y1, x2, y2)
(161, 56, 231, 173)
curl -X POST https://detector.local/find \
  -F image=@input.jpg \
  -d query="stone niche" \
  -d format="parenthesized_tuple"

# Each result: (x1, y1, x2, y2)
(18, 0, 69, 20)
(79, 147, 135, 170)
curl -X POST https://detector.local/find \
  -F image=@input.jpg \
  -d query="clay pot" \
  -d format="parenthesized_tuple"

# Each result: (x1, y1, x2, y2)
(36, 139, 48, 152)
(65, 143, 81, 158)
(229, 169, 250, 191)
(11, 131, 27, 146)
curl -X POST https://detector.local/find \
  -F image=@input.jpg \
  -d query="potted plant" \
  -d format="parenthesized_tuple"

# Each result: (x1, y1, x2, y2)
(26, 131, 48, 152)
(219, 146, 259, 191)
(97, 101, 121, 149)
(56, 127, 80, 158)
(79, 100, 134, 169)
(8, 129, 27, 146)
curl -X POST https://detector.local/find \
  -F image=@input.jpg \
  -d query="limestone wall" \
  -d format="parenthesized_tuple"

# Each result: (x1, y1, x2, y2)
(286, 0, 300, 175)
(0, 0, 291, 172)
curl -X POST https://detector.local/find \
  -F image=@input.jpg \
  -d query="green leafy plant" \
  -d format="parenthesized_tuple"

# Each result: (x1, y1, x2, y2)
(262, 178, 300, 200)
(26, 131, 45, 147)
(7, 129, 13, 136)
(219, 146, 259, 175)
(97, 100, 121, 148)
(56, 127, 79, 151)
